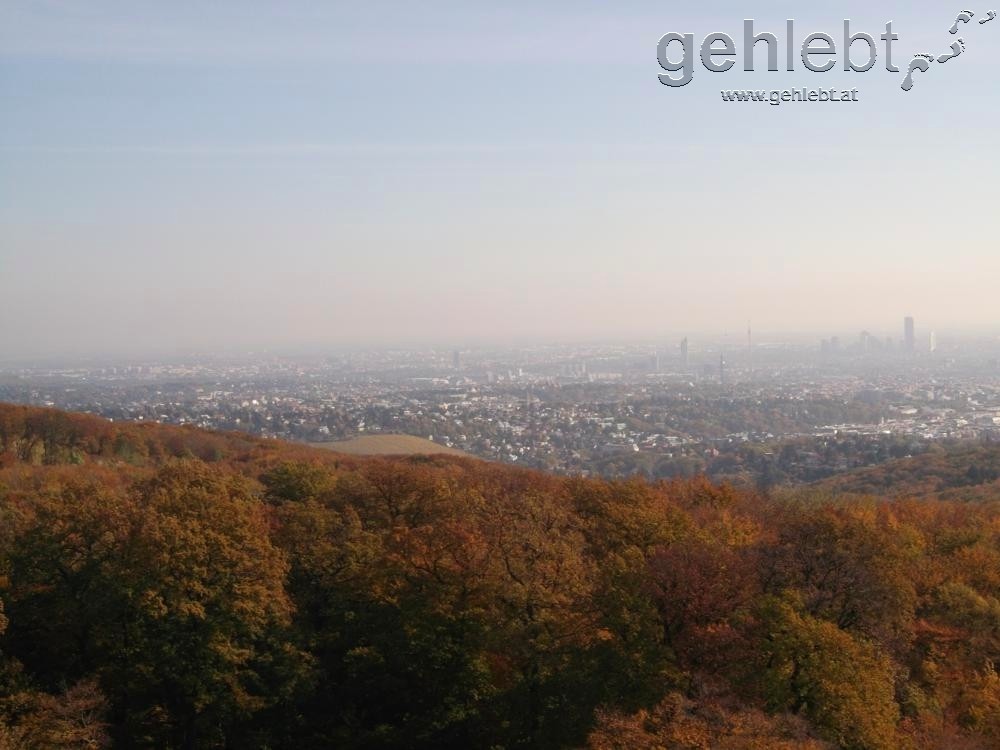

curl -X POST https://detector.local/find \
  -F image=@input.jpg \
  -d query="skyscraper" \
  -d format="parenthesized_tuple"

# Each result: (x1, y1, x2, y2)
(904, 316, 915, 352)
(452, 350, 461, 370)
(680, 337, 689, 368)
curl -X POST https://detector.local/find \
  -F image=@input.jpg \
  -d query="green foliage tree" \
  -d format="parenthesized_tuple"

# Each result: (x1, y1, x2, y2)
(747, 594, 900, 750)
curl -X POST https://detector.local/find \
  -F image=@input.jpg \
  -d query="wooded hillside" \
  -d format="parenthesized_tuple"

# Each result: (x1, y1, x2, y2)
(1, 404, 999, 749)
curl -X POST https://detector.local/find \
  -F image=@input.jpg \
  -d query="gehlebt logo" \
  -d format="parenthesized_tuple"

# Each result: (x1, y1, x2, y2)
(657, 10, 997, 94)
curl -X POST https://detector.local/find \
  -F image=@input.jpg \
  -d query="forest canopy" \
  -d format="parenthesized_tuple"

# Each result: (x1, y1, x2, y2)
(1, 403, 1000, 749)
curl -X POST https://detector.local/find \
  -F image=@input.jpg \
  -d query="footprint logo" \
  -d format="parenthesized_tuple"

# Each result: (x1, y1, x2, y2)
(901, 54, 935, 90)
(938, 38, 966, 62)
(950, 9, 975, 33)
(902, 9, 997, 90)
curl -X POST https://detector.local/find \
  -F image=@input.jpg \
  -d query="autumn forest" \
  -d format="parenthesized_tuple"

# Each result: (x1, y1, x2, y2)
(1, 403, 1000, 749)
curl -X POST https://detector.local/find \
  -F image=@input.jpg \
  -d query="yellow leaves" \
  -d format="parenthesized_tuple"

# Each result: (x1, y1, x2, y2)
(588, 692, 830, 750)
(955, 662, 1000, 735)
(137, 589, 169, 619)
(208, 633, 254, 666)
(0, 680, 110, 749)
(570, 477, 687, 556)
(175, 599, 208, 620)
(700, 508, 762, 549)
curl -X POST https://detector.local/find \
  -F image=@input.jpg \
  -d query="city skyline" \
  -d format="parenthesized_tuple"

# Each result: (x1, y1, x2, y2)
(0, 316, 984, 365)
(4, 330, 999, 479)
(3, 1, 999, 356)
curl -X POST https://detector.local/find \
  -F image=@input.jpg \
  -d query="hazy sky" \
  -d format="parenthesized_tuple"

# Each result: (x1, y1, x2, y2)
(1, 1, 998, 357)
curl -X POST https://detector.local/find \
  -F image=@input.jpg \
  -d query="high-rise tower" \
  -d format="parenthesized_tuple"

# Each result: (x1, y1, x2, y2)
(904, 316, 915, 352)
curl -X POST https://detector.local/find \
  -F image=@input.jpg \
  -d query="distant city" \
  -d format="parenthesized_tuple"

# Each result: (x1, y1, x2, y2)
(3, 318, 999, 486)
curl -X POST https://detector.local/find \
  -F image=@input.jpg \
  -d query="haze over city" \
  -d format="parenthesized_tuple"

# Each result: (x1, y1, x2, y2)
(3, 1, 999, 358)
